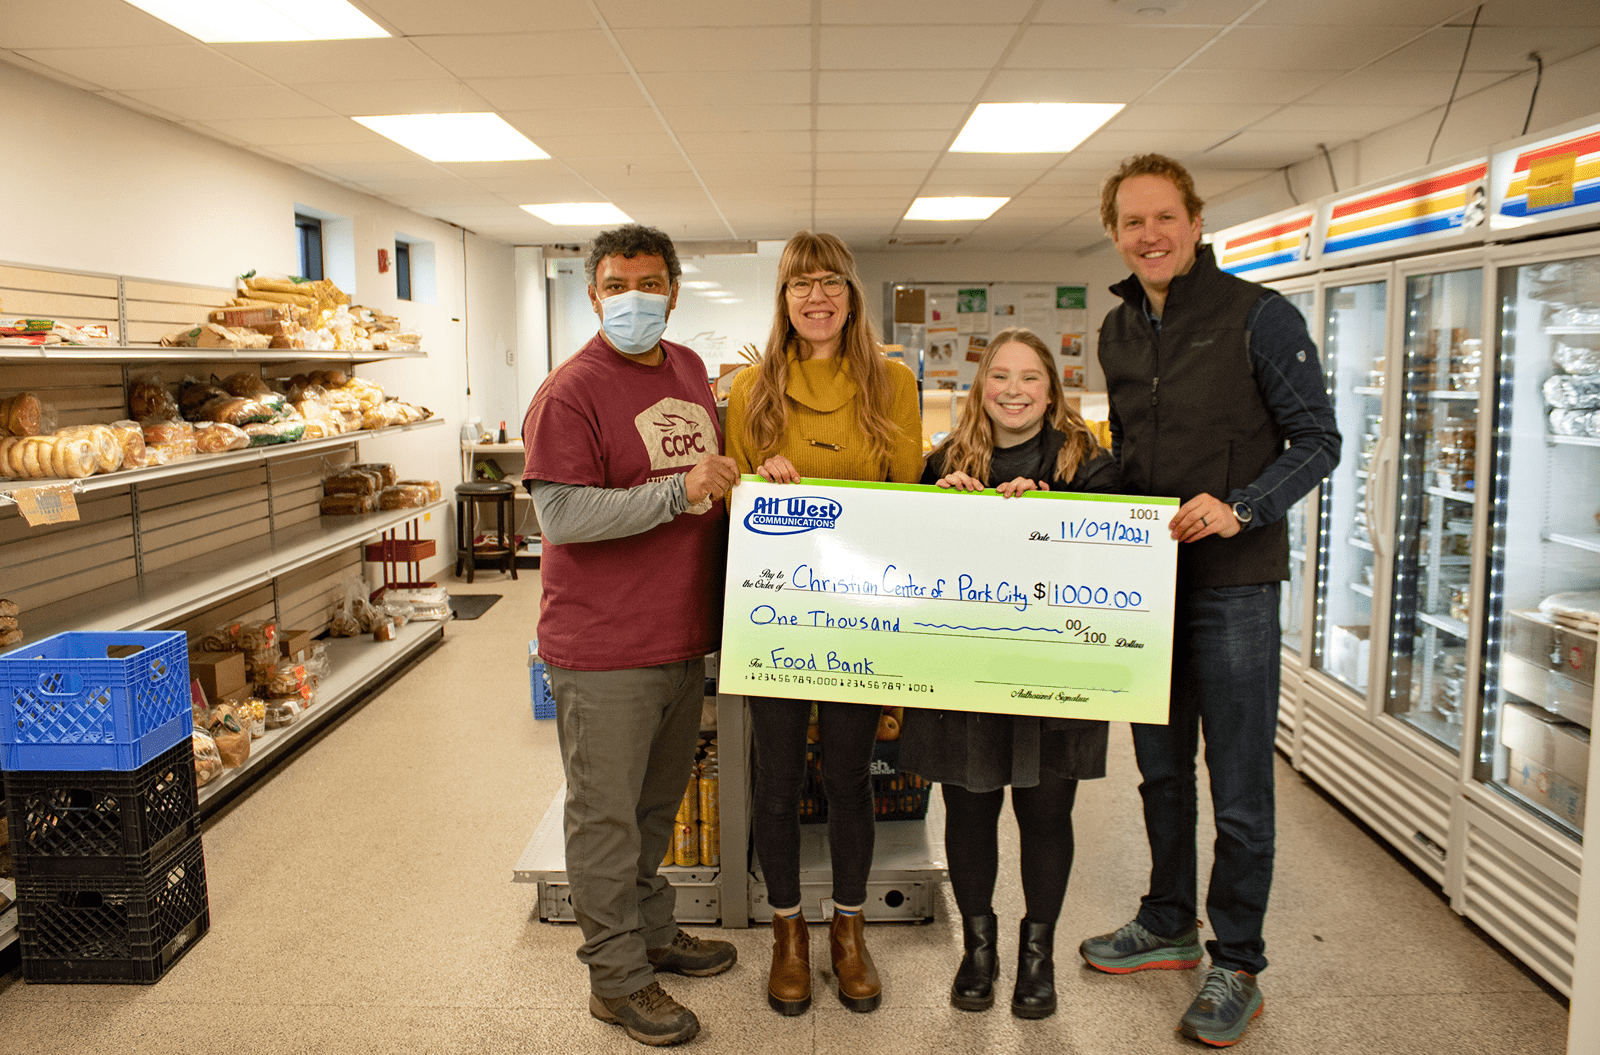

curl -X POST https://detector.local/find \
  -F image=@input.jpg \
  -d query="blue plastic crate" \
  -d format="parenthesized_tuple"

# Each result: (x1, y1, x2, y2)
(1, 632, 193, 772)
(529, 642, 555, 720)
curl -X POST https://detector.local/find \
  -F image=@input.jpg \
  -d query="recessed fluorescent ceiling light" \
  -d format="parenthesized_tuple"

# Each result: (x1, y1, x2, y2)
(682, 281, 720, 289)
(355, 113, 547, 162)
(904, 197, 1009, 221)
(520, 202, 633, 225)
(125, 0, 387, 42)
(950, 103, 1124, 153)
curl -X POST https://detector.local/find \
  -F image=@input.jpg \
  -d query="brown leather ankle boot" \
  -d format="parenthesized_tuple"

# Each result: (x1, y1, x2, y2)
(829, 910, 881, 1012)
(767, 912, 811, 1015)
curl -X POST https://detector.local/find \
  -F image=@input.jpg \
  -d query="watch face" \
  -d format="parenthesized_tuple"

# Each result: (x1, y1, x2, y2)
(1234, 502, 1252, 523)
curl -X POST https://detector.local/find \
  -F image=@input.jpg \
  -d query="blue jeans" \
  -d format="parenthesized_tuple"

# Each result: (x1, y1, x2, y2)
(1133, 583, 1280, 976)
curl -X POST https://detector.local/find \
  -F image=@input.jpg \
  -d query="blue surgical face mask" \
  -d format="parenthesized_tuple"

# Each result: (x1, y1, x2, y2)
(599, 289, 670, 354)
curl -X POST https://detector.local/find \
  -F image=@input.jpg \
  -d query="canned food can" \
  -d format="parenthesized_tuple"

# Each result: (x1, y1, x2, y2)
(674, 822, 699, 867)
(676, 778, 699, 823)
(699, 821, 720, 867)
(698, 773, 719, 826)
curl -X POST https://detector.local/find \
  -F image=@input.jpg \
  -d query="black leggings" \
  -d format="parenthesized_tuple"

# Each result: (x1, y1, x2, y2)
(942, 773, 1080, 923)
(749, 696, 880, 909)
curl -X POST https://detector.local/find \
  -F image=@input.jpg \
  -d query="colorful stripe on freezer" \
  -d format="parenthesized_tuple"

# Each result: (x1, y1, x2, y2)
(1500, 130, 1600, 218)
(1217, 212, 1314, 274)
(1322, 162, 1487, 257)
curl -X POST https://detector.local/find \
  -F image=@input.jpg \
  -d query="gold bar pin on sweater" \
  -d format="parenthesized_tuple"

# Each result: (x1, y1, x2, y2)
(808, 440, 843, 450)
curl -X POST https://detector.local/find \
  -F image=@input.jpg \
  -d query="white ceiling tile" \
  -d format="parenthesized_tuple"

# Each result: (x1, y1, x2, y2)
(262, 140, 427, 165)
(306, 159, 453, 182)
(816, 103, 968, 131)
(1250, 104, 1435, 134)
(562, 153, 692, 176)
(818, 70, 989, 105)
(1366, 25, 1600, 73)
(1106, 102, 1279, 131)
(115, 84, 333, 121)
(293, 80, 493, 117)
(703, 172, 815, 189)
(692, 153, 813, 174)
(932, 154, 1060, 173)
(1008, 25, 1221, 69)
(1034, 0, 1257, 26)
(820, 26, 1015, 70)
(593, 0, 804, 27)
(213, 39, 448, 83)
(386, 186, 514, 209)
(1244, 0, 1480, 27)
(1295, 70, 1503, 106)
(613, 27, 811, 71)
(534, 132, 682, 158)
(0, 0, 191, 48)
(1141, 69, 1336, 105)
(815, 170, 930, 186)
(1197, 129, 1332, 168)
(1480, 0, 1600, 26)
(1189, 24, 1436, 71)
(501, 108, 663, 138)
(12, 44, 273, 90)
(408, 32, 624, 77)
(982, 68, 1168, 102)
(815, 152, 943, 170)
(676, 130, 813, 153)
(372, 0, 599, 33)
(1085, 128, 1246, 156)
(915, 175, 1031, 195)
(468, 74, 649, 110)
(656, 105, 812, 133)
(816, 130, 952, 152)
(200, 116, 382, 147)
(639, 70, 810, 106)
(821, 0, 1038, 23)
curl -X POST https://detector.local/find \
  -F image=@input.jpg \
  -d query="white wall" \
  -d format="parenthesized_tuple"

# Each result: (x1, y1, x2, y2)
(1206, 46, 1600, 230)
(0, 60, 520, 584)
(855, 248, 1130, 390)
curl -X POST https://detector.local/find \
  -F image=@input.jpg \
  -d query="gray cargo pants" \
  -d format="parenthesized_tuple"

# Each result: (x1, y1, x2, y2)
(546, 658, 705, 998)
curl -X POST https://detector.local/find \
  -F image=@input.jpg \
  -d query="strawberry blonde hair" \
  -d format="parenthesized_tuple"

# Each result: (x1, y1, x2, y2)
(739, 231, 898, 468)
(933, 327, 1101, 485)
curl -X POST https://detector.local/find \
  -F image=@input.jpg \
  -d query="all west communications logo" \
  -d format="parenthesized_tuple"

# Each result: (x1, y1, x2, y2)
(744, 495, 842, 535)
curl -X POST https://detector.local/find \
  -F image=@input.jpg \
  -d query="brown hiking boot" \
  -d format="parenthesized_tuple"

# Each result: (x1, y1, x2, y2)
(767, 911, 811, 1015)
(829, 910, 881, 1012)
(647, 928, 738, 977)
(589, 980, 700, 1046)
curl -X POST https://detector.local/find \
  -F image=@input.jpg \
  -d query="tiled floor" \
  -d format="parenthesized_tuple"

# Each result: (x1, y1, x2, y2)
(0, 571, 1571, 1053)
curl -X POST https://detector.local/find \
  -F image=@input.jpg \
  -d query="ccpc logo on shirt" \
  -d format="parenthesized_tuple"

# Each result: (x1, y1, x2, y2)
(744, 495, 843, 535)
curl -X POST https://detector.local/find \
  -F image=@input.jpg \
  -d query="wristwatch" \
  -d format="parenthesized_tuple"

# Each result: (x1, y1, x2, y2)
(1232, 501, 1254, 526)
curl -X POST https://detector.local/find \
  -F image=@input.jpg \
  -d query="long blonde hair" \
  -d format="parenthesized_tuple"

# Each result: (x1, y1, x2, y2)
(740, 231, 897, 468)
(935, 327, 1100, 485)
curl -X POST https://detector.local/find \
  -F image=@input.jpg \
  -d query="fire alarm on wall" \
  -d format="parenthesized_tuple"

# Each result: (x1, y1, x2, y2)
(377, 248, 390, 273)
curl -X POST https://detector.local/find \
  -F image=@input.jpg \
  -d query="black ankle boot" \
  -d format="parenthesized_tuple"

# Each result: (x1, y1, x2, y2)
(1012, 918, 1056, 1019)
(950, 913, 998, 1011)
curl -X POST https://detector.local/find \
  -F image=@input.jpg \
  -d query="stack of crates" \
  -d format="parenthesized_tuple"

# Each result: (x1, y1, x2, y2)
(1, 631, 209, 984)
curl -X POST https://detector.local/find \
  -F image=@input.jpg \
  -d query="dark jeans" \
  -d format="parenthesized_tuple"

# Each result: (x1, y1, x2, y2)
(1133, 582, 1280, 976)
(749, 696, 880, 910)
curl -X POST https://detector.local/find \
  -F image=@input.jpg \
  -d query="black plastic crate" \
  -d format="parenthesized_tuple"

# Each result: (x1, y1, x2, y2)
(17, 834, 209, 984)
(4, 738, 198, 879)
(799, 740, 930, 824)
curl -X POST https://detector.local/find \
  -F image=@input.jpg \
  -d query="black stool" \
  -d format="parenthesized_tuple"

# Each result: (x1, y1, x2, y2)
(454, 481, 518, 583)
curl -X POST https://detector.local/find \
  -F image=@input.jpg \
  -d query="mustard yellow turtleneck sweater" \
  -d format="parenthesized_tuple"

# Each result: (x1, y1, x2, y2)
(724, 349, 923, 484)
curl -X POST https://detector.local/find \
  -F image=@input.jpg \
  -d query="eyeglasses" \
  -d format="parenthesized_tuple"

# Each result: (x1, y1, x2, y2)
(786, 275, 848, 297)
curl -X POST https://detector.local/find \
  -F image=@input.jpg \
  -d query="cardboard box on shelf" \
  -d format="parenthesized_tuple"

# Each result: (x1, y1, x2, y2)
(1507, 609, 1596, 687)
(278, 628, 312, 662)
(1499, 701, 1590, 788)
(1329, 624, 1371, 692)
(1504, 749, 1586, 828)
(187, 649, 245, 701)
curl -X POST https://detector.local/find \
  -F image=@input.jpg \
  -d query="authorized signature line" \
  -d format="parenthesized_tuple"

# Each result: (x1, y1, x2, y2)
(973, 679, 1129, 694)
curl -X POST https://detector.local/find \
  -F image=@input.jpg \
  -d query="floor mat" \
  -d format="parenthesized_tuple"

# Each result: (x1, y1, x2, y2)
(448, 593, 502, 620)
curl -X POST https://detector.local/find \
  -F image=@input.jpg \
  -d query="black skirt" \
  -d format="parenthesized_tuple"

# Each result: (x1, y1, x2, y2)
(897, 707, 1108, 793)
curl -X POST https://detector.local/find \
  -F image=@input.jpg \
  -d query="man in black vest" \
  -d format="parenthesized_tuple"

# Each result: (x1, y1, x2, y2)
(1078, 155, 1340, 1046)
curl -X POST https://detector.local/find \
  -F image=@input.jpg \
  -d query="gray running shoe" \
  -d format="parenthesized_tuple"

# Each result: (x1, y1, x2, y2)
(1179, 966, 1263, 1046)
(1079, 919, 1203, 973)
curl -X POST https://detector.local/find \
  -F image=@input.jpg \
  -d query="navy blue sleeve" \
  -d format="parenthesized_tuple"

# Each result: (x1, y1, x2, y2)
(1230, 294, 1342, 529)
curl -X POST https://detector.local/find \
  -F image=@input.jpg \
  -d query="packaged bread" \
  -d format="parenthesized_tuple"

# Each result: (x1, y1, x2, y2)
(54, 425, 121, 475)
(195, 622, 242, 652)
(245, 647, 280, 686)
(343, 376, 385, 409)
(193, 421, 251, 453)
(194, 395, 277, 427)
(177, 381, 230, 418)
(192, 730, 224, 786)
(244, 419, 305, 446)
(309, 368, 348, 389)
(237, 696, 266, 739)
(142, 420, 198, 466)
(396, 479, 442, 502)
(129, 374, 180, 422)
(323, 468, 382, 495)
(108, 420, 147, 469)
(2, 433, 99, 480)
(264, 697, 300, 730)
(221, 371, 273, 398)
(0, 392, 44, 436)
(238, 620, 278, 652)
(266, 661, 308, 696)
(320, 492, 378, 515)
(353, 463, 397, 487)
(378, 484, 430, 510)
(208, 705, 250, 768)
(0, 598, 18, 617)
(210, 304, 293, 329)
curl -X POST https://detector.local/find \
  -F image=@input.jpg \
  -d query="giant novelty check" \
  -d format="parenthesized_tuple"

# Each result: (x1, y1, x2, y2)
(720, 478, 1179, 723)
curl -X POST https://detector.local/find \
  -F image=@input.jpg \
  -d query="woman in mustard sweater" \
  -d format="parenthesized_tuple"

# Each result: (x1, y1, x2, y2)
(725, 230, 921, 1017)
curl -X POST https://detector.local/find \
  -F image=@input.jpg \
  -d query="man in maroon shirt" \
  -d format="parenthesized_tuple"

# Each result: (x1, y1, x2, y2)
(521, 225, 741, 1046)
